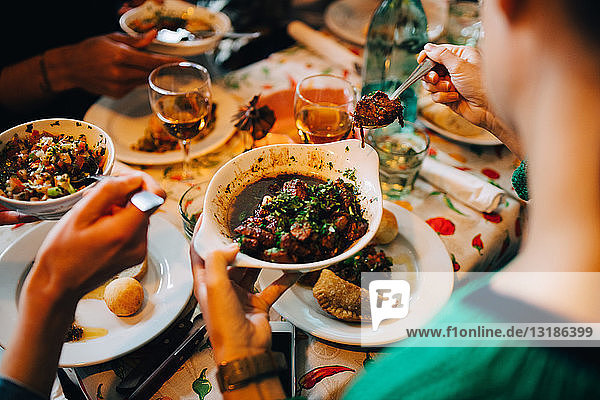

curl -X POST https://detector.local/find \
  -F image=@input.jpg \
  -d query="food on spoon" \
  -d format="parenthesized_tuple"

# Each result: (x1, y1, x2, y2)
(373, 208, 399, 245)
(0, 131, 105, 201)
(354, 91, 405, 129)
(353, 91, 405, 146)
(231, 175, 368, 263)
(104, 277, 144, 317)
(132, 103, 217, 153)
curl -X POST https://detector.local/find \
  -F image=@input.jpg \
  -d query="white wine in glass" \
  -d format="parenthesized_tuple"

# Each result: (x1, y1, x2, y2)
(294, 74, 356, 144)
(149, 62, 212, 180)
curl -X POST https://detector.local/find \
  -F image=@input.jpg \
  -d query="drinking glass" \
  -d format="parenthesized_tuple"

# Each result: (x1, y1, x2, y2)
(368, 122, 430, 199)
(179, 182, 206, 239)
(148, 62, 212, 180)
(294, 74, 357, 144)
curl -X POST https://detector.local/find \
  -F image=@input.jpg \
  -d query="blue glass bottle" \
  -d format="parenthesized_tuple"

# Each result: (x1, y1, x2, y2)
(361, 0, 429, 124)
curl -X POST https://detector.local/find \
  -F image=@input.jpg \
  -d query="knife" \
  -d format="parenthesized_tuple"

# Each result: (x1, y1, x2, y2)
(127, 314, 207, 400)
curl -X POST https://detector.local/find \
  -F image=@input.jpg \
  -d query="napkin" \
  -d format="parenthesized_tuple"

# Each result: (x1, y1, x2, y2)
(287, 20, 363, 74)
(419, 157, 505, 213)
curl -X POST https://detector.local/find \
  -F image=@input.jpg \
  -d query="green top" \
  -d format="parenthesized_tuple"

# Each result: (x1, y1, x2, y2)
(343, 277, 600, 399)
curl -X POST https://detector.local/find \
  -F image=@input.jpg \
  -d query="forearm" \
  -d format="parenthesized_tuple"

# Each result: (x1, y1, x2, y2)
(484, 111, 525, 160)
(0, 262, 77, 398)
(223, 376, 286, 400)
(0, 47, 73, 112)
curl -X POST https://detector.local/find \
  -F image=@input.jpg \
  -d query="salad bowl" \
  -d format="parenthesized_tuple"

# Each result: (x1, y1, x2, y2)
(0, 119, 115, 220)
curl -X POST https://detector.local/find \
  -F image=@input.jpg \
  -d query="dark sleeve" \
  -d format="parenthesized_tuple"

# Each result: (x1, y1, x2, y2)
(0, 377, 46, 400)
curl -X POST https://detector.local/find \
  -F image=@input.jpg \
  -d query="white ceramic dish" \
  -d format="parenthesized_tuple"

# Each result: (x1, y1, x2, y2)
(119, 0, 231, 56)
(0, 119, 115, 220)
(194, 139, 383, 272)
(417, 117, 502, 146)
(0, 216, 192, 367)
(84, 84, 238, 166)
(324, 0, 380, 46)
(258, 201, 454, 346)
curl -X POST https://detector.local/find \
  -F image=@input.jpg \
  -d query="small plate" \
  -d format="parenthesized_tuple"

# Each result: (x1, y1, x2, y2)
(0, 216, 192, 367)
(119, 0, 231, 56)
(324, 0, 380, 46)
(258, 201, 454, 346)
(84, 84, 239, 166)
(194, 139, 383, 272)
(417, 117, 502, 146)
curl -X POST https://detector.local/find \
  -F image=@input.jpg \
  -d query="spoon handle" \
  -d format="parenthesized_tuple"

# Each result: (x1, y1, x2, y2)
(390, 58, 437, 100)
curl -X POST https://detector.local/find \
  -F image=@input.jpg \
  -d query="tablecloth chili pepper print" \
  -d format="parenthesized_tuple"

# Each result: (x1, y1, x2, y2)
(426, 217, 456, 235)
(451, 254, 461, 271)
(482, 212, 503, 223)
(481, 168, 500, 179)
(298, 365, 355, 390)
(192, 368, 212, 400)
(472, 234, 484, 255)
(515, 217, 522, 237)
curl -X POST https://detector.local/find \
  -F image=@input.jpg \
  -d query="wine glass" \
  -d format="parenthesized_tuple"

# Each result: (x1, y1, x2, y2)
(148, 62, 212, 181)
(294, 74, 357, 144)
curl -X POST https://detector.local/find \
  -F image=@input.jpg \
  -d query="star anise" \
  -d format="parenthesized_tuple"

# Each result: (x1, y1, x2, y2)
(232, 95, 276, 141)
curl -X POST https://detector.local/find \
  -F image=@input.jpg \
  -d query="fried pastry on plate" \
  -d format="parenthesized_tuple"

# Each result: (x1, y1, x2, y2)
(312, 269, 369, 322)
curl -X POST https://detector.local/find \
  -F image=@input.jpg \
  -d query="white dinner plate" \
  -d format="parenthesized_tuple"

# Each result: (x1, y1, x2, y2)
(324, 0, 380, 46)
(258, 201, 454, 346)
(0, 216, 192, 367)
(417, 117, 503, 146)
(84, 84, 239, 165)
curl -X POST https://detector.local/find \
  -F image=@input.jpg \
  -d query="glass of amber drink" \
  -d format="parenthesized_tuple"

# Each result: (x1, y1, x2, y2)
(149, 62, 212, 181)
(294, 74, 357, 144)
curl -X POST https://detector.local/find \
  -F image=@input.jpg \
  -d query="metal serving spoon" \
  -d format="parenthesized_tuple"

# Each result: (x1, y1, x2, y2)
(156, 28, 261, 43)
(356, 58, 444, 129)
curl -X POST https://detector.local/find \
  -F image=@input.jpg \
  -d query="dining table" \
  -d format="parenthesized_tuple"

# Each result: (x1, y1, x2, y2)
(0, 25, 525, 400)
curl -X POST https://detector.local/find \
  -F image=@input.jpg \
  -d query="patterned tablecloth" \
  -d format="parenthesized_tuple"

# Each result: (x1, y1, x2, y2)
(0, 41, 525, 400)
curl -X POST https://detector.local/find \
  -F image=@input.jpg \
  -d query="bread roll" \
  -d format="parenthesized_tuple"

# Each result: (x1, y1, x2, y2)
(374, 208, 399, 245)
(104, 277, 144, 316)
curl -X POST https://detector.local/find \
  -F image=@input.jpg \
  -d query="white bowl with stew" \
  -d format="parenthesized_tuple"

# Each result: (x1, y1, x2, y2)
(0, 119, 115, 220)
(194, 139, 383, 272)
